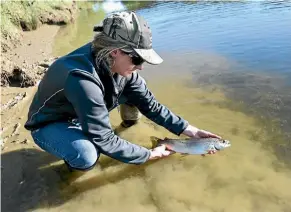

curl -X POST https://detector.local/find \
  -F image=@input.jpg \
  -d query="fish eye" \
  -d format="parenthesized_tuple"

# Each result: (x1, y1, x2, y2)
(222, 140, 226, 143)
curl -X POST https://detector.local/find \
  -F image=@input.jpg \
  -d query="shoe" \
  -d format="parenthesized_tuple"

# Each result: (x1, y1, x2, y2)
(121, 120, 138, 128)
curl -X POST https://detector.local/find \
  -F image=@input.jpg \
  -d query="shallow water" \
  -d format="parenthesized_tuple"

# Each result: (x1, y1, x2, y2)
(3, 77, 291, 212)
(4, 77, 290, 212)
(3, 1, 291, 212)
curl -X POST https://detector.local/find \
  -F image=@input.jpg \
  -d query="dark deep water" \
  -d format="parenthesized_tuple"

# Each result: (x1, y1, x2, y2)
(140, 1, 291, 77)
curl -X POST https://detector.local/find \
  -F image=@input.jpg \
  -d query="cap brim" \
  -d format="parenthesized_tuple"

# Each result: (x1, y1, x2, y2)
(133, 48, 163, 65)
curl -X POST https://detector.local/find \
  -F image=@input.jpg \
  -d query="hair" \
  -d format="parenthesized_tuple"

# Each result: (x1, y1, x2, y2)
(91, 32, 130, 68)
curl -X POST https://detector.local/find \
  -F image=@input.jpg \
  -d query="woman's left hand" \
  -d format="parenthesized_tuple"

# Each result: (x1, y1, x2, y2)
(182, 125, 221, 155)
(182, 124, 221, 139)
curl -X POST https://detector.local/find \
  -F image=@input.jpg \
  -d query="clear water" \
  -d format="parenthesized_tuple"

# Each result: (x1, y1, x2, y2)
(5, 2, 290, 212)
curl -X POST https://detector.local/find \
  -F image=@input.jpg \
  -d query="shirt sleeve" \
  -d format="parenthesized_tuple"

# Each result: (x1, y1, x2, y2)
(123, 72, 189, 135)
(64, 72, 151, 164)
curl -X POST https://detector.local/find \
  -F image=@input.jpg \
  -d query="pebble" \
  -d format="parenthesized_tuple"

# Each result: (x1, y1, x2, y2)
(21, 139, 30, 144)
(0, 139, 4, 146)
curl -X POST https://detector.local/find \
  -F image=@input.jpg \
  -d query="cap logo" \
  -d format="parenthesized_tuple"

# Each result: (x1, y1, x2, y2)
(108, 18, 123, 40)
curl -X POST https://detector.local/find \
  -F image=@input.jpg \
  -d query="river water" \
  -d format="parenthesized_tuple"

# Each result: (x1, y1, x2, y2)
(29, 1, 291, 212)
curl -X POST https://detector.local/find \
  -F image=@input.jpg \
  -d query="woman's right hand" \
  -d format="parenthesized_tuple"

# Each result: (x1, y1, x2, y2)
(148, 145, 174, 160)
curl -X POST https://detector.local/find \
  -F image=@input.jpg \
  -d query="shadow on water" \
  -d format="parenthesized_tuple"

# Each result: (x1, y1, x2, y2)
(1, 148, 61, 212)
(1, 124, 158, 212)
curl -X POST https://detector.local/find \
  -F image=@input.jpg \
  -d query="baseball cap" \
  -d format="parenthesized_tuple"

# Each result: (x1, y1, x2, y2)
(93, 11, 163, 65)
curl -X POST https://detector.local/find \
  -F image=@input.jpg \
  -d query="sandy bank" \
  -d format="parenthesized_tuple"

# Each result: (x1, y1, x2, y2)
(1, 1, 89, 157)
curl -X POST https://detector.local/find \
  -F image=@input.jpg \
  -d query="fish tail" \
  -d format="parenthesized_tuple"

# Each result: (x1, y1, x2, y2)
(150, 136, 161, 148)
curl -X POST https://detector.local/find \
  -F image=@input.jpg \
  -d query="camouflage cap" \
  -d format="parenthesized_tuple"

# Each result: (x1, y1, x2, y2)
(93, 11, 163, 65)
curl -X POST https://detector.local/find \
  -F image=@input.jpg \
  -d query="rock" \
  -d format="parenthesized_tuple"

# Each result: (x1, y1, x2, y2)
(1, 56, 15, 87)
(1, 93, 27, 110)
(8, 66, 36, 87)
(38, 57, 57, 69)
(38, 63, 50, 68)
(1, 70, 11, 87)
(3, 138, 8, 144)
(36, 67, 47, 75)
(2, 147, 8, 151)
(0, 139, 4, 147)
(21, 139, 30, 144)
(11, 123, 21, 137)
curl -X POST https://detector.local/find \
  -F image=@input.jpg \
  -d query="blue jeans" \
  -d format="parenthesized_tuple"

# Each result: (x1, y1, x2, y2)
(31, 120, 100, 171)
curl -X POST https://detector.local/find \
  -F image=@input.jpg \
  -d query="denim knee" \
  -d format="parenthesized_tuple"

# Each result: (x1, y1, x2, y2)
(30, 122, 100, 171)
(66, 142, 100, 171)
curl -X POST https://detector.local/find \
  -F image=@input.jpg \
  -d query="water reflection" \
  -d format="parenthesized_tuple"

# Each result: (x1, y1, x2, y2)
(53, 8, 105, 56)
(92, 0, 126, 13)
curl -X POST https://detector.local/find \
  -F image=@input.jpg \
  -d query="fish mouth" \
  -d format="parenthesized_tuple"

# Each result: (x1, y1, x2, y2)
(214, 140, 231, 150)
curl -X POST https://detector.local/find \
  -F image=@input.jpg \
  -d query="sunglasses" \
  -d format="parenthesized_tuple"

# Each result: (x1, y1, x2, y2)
(123, 51, 144, 66)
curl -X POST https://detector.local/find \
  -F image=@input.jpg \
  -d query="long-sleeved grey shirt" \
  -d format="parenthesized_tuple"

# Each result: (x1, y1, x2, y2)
(25, 42, 189, 164)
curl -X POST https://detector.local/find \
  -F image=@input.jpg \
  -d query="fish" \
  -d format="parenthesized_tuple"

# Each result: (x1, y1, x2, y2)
(151, 136, 231, 155)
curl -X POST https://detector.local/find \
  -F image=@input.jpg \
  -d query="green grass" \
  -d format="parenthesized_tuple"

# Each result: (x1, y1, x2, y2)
(0, 1, 91, 51)
(2, 1, 67, 31)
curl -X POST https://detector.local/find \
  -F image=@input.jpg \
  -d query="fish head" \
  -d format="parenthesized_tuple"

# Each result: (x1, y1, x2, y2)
(214, 139, 231, 150)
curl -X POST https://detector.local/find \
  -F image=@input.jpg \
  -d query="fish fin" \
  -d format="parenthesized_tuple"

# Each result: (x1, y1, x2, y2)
(150, 136, 161, 148)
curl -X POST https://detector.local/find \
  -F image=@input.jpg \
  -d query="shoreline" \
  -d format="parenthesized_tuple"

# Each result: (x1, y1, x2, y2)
(1, 24, 62, 153)
(1, 4, 86, 210)
(1, 1, 83, 88)
(1, 2, 84, 152)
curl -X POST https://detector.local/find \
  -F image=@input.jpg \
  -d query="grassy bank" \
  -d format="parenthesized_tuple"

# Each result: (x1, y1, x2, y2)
(0, 1, 91, 52)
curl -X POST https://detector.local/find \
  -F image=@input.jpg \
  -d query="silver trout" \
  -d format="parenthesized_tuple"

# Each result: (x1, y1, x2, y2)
(151, 137, 231, 155)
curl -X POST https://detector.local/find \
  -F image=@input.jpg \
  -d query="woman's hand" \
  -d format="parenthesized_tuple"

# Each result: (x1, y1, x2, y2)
(182, 125, 221, 155)
(148, 145, 174, 160)
(182, 125, 221, 139)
